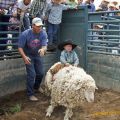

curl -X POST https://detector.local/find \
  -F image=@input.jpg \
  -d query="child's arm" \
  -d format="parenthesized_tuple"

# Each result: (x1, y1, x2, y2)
(73, 51, 79, 66)
(60, 51, 69, 66)
(42, 3, 51, 20)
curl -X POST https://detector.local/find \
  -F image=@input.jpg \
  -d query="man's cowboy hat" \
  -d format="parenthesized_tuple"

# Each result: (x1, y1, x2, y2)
(108, 3, 115, 8)
(58, 40, 77, 50)
(102, 0, 110, 3)
(94, 24, 103, 29)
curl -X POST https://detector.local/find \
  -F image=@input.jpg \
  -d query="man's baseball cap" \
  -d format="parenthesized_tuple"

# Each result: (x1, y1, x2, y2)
(32, 17, 43, 26)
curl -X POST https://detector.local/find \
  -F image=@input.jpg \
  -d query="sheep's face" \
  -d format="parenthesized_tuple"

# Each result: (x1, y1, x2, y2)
(84, 89, 95, 103)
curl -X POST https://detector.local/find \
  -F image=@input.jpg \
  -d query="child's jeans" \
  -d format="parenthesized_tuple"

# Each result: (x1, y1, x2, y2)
(47, 22, 59, 45)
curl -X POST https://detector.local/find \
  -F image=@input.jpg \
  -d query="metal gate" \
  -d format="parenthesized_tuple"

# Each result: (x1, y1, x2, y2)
(59, 7, 88, 70)
(88, 10, 120, 56)
(87, 10, 120, 92)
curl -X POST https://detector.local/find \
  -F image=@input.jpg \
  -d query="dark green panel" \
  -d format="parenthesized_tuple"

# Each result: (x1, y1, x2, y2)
(59, 8, 88, 69)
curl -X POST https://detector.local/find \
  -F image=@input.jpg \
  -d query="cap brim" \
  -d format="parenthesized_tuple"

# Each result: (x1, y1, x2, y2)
(34, 23, 43, 26)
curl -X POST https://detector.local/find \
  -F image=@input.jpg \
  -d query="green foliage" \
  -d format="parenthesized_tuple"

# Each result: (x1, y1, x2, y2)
(9, 104, 21, 114)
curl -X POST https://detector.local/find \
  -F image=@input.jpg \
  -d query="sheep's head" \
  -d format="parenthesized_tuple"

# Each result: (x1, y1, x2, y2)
(83, 75, 98, 103)
(84, 87, 95, 103)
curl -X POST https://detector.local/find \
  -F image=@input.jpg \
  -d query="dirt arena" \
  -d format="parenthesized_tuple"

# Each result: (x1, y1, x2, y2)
(0, 88, 120, 120)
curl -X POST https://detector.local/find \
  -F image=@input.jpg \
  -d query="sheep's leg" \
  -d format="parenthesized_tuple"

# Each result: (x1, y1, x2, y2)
(46, 101, 57, 117)
(64, 108, 73, 120)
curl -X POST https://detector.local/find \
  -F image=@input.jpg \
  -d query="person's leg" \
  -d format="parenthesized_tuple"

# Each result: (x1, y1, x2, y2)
(53, 24, 59, 45)
(47, 22, 54, 45)
(25, 57, 36, 96)
(23, 14, 31, 30)
(34, 57, 44, 90)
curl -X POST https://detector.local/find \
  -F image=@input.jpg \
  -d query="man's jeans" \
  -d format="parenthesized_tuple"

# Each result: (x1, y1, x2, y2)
(25, 56, 44, 96)
(47, 22, 59, 45)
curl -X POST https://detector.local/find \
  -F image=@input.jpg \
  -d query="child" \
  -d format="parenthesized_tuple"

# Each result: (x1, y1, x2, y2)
(12, 0, 32, 31)
(58, 40, 79, 67)
(44, 0, 70, 49)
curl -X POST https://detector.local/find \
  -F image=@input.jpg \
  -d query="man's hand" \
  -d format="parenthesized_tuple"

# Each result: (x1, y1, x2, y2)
(23, 56, 31, 64)
(38, 49, 45, 56)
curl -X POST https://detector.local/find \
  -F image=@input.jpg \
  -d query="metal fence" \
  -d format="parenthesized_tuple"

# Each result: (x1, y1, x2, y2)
(88, 10, 120, 56)
(0, 14, 21, 60)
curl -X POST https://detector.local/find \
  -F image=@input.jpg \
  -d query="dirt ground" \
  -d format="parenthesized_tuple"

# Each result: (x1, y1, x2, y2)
(0, 88, 120, 120)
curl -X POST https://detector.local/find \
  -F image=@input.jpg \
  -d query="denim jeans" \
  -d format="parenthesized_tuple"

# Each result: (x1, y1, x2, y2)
(25, 55, 44, 96)
(19, 13, 30, 31)
(47, 22, 59, 45)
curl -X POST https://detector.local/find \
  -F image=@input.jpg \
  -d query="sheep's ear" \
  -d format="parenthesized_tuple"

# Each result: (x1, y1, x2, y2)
(95, 86, 98, 90)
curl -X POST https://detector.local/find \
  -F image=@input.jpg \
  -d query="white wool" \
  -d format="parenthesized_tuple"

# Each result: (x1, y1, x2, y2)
(44, 62, 62, 91)
(45, 62, 97, 120)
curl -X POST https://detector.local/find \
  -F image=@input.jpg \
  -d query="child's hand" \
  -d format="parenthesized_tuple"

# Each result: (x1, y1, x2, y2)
(65, 63, 70, 67)
(43, 16, 48, 20)
(74, 64, 78, 67)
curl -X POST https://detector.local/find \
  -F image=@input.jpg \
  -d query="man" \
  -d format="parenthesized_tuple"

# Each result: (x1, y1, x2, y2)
(18, 17, 47, 101)
(99, 0, 109, 11)
(29, 0, 47, 19)
(83, 0, 95, 12)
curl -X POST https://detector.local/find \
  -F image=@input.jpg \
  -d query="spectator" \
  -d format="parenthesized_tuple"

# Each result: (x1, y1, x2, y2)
(29, 0, 47, 19)
(99, 0, 109, 11)
(111, 0, 118, 6)
(91, 24, 103, 51)
(83, 0, 95, 12)
(111, 0, 118, 10)
(13, 0, 32, 31)
(108, 3, 115, 16)
(44, 0, 70, 51)
(77, 0, 84, 6)
(18, 17, 47, 101)
(66, 0, 77, 8)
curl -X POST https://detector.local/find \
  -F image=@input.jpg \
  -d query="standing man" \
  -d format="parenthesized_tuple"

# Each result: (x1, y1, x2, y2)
(18, 17, 47, 101)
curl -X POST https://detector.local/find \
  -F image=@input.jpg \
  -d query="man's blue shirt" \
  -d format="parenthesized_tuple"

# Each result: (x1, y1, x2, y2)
(18, 29, 47, 56)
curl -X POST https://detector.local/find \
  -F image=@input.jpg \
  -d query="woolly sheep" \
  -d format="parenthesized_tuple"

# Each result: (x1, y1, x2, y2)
(45, 62, 97, 120)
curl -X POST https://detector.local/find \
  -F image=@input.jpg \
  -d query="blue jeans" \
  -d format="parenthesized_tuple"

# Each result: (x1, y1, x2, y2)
(47, 22, 59, 45)
(19, 13, 30, 31)
(25, 55, 44, 96)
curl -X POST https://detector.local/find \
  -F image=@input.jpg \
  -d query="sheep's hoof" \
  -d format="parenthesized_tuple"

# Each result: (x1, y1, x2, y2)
(46, 112, 51, 117)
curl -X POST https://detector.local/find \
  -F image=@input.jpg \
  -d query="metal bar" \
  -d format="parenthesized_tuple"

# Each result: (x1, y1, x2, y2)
(88, 40, 120, 44)
(87, 45, 120, 50)
(0, 44, 17, 46)
(0, 22, 19, 25)
(88, 50, 120, 56)
(88, 10, 120, 15)
(0, 55, 21, 60)
(101, 16, 120, 21)
(88, 20, 120, 23)
(103, 24, 120, 27)
(0, 49, 18, 53)
(88, 29, 120, 32)
(0, 31, 19, 34)
(0, 37, 18, 40)
(88, 35, 120, 38)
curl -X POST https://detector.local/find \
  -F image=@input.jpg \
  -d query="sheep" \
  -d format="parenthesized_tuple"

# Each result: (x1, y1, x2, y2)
(44, 62, 65, 94)
(45, 62, 97, 120)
